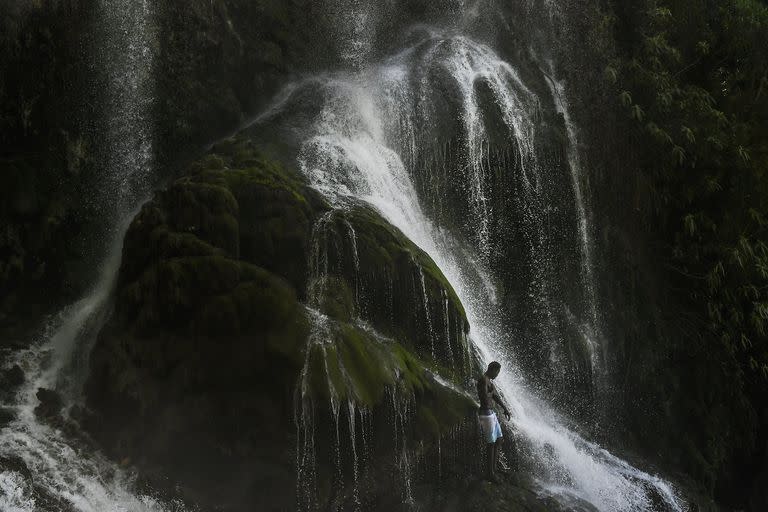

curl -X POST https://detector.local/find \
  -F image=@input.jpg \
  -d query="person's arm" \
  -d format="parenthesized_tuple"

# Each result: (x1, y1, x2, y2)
(492, 389, 511, 420)
(477, 378, 491, 409)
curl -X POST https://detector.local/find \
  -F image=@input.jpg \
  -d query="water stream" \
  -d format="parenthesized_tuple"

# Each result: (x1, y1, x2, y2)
(276, 25, 685, 512)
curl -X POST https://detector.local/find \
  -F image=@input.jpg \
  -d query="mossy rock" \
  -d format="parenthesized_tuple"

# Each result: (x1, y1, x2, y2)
(305, 205, 471, 371)
(86, 131, 479, 511)
(301, 312, 475, 438)
(92, 130, 472, 421)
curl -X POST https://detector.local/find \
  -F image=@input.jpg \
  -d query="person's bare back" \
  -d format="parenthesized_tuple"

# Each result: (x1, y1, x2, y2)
(477, 374, 496, 412)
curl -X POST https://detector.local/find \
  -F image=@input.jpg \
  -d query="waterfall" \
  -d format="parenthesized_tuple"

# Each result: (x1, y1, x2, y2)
(542, 62, 605, 384)
(0, 1, 181, 510)
(256, 24, 686, 511)
(97, 0, 157, 216)
(0, 1, 690, 510)
(0, 216, 183, 512)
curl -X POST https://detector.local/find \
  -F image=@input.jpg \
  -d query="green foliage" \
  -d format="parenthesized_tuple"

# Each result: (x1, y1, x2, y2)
(601, 0, 768, 500)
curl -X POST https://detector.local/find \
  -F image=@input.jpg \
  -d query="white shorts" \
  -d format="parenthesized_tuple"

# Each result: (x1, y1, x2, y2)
(478, 411, 503, 444)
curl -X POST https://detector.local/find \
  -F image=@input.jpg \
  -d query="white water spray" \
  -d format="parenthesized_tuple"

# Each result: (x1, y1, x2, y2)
(273, 28, 685, 512)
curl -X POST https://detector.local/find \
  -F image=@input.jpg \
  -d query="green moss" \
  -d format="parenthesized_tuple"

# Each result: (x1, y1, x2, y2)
(150, 229, 220, 259)
(215, 266, 310, 367)
(337, 323, 393, 406)
(200, 154, 226, 170)
(323, 344, 346, 398)
(344, 204, 465, 318)
(224, 164, 308, 206)
(312, 276, 355, 321)
(391, 343, 429, 392)
(185, 181, 238, 215)
(297, 314, 475, 437)
(101, 128, 477, 473)
(199, 295, 240, 336)
(418, 253, 466, 321)
(415, 404, 441, 438)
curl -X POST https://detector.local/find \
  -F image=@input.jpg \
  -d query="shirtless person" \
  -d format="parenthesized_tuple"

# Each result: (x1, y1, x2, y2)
(477, 361, 511, 483)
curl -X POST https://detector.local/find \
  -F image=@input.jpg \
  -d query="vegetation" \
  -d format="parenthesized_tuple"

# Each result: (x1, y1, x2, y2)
(581, 0, 768, 504)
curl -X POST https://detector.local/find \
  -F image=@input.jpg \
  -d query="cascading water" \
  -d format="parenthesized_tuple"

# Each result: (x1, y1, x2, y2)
(0, 215, 188, 512)
(542, 61, 605, 383)
(254, 18, 686, 512)
(0, 1, 186, 510)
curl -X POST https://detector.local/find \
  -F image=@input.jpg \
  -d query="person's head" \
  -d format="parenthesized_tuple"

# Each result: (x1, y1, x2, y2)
(486, 361, 501, 379)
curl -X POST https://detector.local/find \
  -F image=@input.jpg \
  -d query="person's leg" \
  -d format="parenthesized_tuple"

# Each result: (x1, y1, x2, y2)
(494, 437, 504, 474)
(486, 443, 495, 480)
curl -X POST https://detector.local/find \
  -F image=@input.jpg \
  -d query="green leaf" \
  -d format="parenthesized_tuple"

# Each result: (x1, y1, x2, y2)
(737, 145, 751, 162)
(681, 126, 696, 144)
(740, 332, 750, 349)
(732, 247, 744, 269)
(672, 145, 685, 165)
(706, 135, 723, 149)
(705, 176, 722, 192)
(684, 214, 696, 236)
(738, 237, 754, 259)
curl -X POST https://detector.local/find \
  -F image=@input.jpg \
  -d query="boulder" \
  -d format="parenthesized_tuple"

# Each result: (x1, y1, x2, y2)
(0, 364, 25, 391)
(85, 134, 477, 511)
(0, 455, 31, 480)
(34, 387, 63, 419)
(0, 407, 16, 426)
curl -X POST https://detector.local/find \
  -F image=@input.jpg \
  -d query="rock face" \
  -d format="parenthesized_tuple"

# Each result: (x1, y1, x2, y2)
(85, 134, 478, 511)
(0, 3, 97, 342)
(0, 0, 308, 343)
(34, 388, 63, 420)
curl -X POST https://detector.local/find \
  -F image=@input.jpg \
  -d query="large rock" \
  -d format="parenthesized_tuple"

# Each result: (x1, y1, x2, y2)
(85, 134, 476, 511)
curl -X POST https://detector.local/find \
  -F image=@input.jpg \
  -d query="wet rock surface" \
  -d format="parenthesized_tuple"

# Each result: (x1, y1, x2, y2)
(455, 475, 599, 512)
(84, 134, 478, 511)
(0, 455, 31, 480)
(34, 388, 63, 420)
(0, 407, 16, 426)
(0, 364, 25, 389)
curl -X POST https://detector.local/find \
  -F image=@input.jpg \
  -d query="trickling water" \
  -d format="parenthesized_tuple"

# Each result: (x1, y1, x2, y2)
(386, 386, 416, 507)
(325, 0, 378, 69)
(308, 211, 336, 306)
(96, 0, 156, 216)
(297, 210, 384, 510)
(415, 261, 437, 360)
(542, 62, 604, 381)
(441, 289, 456, 366)
(256, 22, 686, 512)
(357, 406, 372, 509)
(346, 400, 361, 510)
(295, 310, 323, 512)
